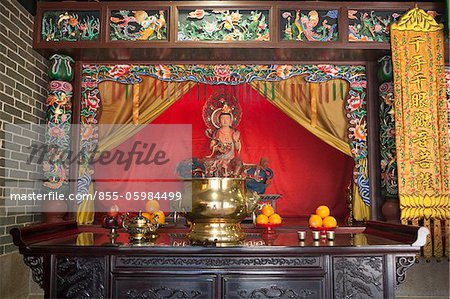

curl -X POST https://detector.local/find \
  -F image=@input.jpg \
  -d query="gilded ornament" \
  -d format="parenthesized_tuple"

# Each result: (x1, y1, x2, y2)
(391, 7, 443, 32)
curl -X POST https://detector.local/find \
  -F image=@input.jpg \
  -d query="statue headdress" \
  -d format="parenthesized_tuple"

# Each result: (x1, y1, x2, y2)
(219, 104, 232, 115)
(202, 89, 242, 130)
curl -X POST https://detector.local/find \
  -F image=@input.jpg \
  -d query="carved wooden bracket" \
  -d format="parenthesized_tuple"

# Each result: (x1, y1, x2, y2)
(23, 255, 44, 289)
(395, 256, 416, 286)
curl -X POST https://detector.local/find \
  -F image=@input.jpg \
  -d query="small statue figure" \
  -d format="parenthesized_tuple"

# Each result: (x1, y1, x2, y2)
(204, 104, 241, 177)
(245, 157, 273, 194)
(202, 92, 243, 177)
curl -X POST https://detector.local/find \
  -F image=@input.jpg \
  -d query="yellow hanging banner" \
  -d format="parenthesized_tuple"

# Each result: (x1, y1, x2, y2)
(391, 7, 450, 258)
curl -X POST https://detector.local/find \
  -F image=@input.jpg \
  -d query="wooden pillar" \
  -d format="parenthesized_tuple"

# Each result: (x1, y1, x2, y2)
(42, 54, 74, 223)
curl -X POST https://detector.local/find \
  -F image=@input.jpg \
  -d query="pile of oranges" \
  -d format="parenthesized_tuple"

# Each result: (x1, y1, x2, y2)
(142, 200, 166, 224)
(256, 204, 282, 225)
(309, 205, 337, 228)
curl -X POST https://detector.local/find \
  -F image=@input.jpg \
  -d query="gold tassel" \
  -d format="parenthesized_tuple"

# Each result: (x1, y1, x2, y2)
(423, 218, 433, 261)
(299, 82, 303, 102)
(132, 83, 140, 124)
(197, 83, 200, 101)
(309, 83, 318, 127)
(168, 82, 172, 101)
(433, 219, 443, 259)
(207, 84, 211, 101)
(445, 219, 449, 257)
(291, 83, 295, 104)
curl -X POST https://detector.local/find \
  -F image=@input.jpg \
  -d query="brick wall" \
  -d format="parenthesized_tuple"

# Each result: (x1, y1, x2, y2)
(0, 0, 48, 255)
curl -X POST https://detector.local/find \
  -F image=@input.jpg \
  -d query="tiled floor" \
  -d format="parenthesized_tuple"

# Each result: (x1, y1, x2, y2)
(396, 258, 449, 298)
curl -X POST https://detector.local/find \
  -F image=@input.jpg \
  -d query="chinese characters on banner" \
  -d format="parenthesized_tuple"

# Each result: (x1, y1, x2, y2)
(391, 7, 450, 259)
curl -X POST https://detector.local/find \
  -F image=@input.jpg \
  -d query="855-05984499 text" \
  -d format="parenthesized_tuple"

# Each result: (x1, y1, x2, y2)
(9, 191, 183, 202)
(96, 191, 183, 201)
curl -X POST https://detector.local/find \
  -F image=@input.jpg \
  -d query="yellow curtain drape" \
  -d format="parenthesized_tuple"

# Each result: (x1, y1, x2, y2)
(97, 77, 195, 154)
(75, 232, 94, 246)
(251, 76, 351, 156)
(77, 184, 96, 224)
(391, 7, 450, 259)
(250, 76, 370, 220)
(77, 77, 195, 224)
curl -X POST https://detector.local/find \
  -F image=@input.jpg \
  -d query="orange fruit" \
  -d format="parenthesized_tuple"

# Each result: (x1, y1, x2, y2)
(256, 214, 269, 224)
(141, 212, 152, 220)
(261, 205, 274, 217)
(268, 213, 282, 225)
(151, 210, 166, 224)
(316, 205, 330, 219)
(309, 214, 323, 228)
(145, 200, 160, 213)
(322, 216, 337, 228)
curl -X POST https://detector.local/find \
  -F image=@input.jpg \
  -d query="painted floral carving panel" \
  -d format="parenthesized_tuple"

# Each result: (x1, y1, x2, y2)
(280, 10, 339, 41)
(348, 10, 442, 42)
(379, 82, 398, 198)
(42, 11, 100, 42)
(110, 10, 168, 41)
(177, 9, 270, 41)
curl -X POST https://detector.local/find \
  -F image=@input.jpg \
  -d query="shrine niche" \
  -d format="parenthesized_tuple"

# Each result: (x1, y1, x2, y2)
(5, 1, 450, 298)
(74, 64, 369, 224)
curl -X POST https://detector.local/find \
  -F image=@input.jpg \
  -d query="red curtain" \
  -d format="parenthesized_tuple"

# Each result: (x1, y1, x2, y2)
(151, 84, 353, 219)
(95, 83, 353, 219)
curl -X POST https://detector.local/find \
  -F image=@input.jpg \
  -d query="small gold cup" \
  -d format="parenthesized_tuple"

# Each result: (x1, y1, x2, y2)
(312, 230, 320, 240)
(297, 230, 306, 241)
(326, 231, 335, 240)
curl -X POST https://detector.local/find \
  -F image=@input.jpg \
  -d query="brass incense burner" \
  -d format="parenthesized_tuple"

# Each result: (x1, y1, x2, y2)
(183, 178, 258, 246)
(122, 210, 159, 243)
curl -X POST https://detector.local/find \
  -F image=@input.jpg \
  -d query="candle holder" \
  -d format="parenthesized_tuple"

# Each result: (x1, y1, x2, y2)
(102, 216, 120, 238)
(102, 215, 123, 246)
